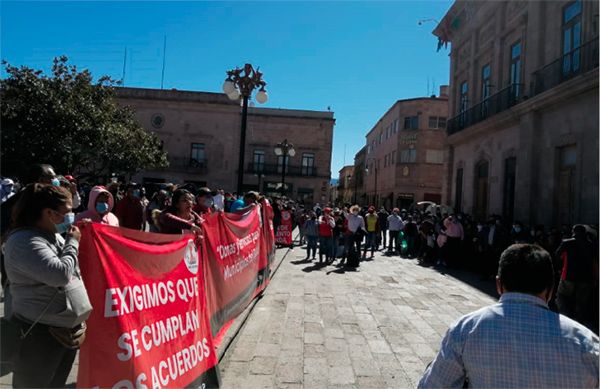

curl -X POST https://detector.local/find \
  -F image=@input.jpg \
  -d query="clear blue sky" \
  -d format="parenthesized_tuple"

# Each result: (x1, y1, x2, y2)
(1, 1, 452, 176)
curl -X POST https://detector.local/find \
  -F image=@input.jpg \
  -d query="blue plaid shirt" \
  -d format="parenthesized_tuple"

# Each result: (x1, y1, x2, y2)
(419, 293, 599, 388)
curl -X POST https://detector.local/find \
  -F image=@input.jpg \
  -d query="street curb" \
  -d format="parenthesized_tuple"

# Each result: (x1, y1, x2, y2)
(216, 230, 298, 361)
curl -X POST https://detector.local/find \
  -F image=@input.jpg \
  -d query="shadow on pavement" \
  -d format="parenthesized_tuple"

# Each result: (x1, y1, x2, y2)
(290, 259, 313, 265)
(301, 263, 328, 273)
(428, 263, 498, 298)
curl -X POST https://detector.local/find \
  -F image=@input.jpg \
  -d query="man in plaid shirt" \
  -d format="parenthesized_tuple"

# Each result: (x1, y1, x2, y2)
(419, 244, 599, 388)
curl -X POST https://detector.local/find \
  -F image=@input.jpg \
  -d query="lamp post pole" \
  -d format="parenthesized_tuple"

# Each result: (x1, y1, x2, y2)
(274, 139, 295, 198)
(353, 173, 358, 204)
(223, 64, 268, 194)
(238, 94, 249, 194)
(366, 158, 378, 206)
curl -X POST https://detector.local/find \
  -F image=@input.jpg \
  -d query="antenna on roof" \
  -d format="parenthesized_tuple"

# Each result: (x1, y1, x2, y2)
(121, 47, 127, 86)
(427, 76, 430, 96)
(161, 35, 167, 89)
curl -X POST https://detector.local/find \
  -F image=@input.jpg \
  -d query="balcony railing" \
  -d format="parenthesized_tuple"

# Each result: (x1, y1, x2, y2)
(163, 157, 207, 173)
(247, 162, 318, 177)
(447, 83, 524, 135)
(447, 38, 599, 136)
(532, 37, 599, 96)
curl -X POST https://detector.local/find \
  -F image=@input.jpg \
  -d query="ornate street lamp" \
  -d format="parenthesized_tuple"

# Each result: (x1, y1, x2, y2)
(274, 139, 295, 197)
(223, 63, 268, 193)
(365, 157, 378, 207)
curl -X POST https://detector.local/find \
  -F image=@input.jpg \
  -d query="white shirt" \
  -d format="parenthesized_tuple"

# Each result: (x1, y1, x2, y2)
(213, 194, 224, 211)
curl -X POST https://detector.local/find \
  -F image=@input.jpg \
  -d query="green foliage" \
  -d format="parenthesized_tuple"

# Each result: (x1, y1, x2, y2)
(1, 56, 168, 180)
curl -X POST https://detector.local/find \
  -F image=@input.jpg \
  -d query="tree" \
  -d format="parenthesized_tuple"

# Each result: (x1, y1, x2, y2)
(1, 56, 168, 181)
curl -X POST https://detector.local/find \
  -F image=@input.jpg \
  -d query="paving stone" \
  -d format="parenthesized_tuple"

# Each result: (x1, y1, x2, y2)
(250, 356, 278, 375)
(328, 366, 355, 385)
(218, 244, 496, 388)
(351, 357, 380, 377)
(304, 332, 324, 345)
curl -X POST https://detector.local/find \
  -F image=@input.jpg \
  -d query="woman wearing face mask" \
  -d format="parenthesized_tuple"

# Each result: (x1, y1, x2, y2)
(2, 184, 92, 388)
(159, 189, 203, 235)
(74, 186, 119, 226)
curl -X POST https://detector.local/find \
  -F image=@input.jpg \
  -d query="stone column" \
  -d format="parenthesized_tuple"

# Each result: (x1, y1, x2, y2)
(514, 111, 539, 224)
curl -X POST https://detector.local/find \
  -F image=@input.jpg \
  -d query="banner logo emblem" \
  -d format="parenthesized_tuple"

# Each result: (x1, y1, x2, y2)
(184, 239, 199, 274)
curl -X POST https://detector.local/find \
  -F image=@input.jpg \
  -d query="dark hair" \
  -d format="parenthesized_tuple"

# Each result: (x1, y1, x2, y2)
(166, 189, 193, 213)
(22, 164, 55, 185)
(9, 184, 72, 231)
(497, 244, 554, 295)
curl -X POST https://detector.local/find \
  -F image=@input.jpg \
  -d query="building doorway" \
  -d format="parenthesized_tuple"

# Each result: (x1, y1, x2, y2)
(397, 194, 414, 210)
(474, 161, 489, 220)
(423, 193, 442, 204)
(503, 157, 517, 222)
(556, 145, 577, 226)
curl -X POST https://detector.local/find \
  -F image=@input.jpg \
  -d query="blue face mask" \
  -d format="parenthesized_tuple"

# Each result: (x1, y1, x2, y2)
(55, 212, 75, 234)
(132, 189, 141, 198)
(51, 178, 61, 187)
(96, 202, 109, 214)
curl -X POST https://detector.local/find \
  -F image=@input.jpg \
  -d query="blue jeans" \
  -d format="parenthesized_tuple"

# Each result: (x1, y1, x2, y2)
(319, 236, 335, 261)
(363, 231, 377, 256)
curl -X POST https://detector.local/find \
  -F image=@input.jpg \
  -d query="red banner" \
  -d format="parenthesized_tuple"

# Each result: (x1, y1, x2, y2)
(201, 206, 270, 338)
(77, 225, 219, 389)
(275, 210, 293, 245)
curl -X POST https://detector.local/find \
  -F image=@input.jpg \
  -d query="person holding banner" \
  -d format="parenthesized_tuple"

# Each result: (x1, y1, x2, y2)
(159, 189, 203, 234)
(2, 184, 92, 388)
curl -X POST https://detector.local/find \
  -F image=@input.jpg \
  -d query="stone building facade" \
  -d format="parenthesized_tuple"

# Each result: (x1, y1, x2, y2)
(434, 0, 599, 226)
(337, 165, 355, 205)
(115, 87, 335, 205)
(363, 87, 449, 210)
(353, 146, 367, 205)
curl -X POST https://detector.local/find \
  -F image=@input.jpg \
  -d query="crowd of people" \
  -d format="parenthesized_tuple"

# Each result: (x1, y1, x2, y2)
(0, 164, 269, 387)
(0, 163, 598, 387)
(289, 202, 598, 333)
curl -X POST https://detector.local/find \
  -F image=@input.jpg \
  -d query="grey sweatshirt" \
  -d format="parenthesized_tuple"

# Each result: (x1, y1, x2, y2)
(3, 228, 92, 328)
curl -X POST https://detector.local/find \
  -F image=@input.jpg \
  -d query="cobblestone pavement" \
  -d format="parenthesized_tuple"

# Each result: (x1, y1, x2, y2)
(218, 247, 497, 389)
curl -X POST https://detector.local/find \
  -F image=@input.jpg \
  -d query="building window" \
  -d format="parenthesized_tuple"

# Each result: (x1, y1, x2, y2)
(460, 82, 469, 113)
(455, 168, 463, 213)
(391, 150, 396, 164)
(503, 157, 517, 222)
(394, 119, 399, 133)
(191, 143, 205, 164)
(379, 132, 383, 144)
(403, 116, 419, 130)
(425, 150, 444, 164)
(428, 116, 437, 129)
(481, 64, 492, 100)
(253, 150, 265, 172)
(474, 160, 489, 220)
(556, 145, 577, 225)
(438, 117, 447, 128)
(510, 41, 522, 99)
(400, 149, 417, 163)
(301, 152, 315, 176)
(428, 116, 447, 129)
(277, 155, 289, 174)
(562, 0, 582, 76)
